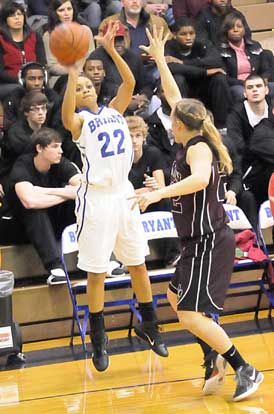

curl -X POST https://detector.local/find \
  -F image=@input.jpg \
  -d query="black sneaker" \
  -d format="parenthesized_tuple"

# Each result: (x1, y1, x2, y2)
(90, 333, 109, 372)
(134, 321, 168, 357)
(233, 364, 264, 402)
(107, 261, 126, 278)
(202, 350, 227, 395)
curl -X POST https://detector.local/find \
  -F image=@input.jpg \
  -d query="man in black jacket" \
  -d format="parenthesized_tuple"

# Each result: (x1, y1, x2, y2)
(227, 73, 274, 206)
(165, 17, 232, 128)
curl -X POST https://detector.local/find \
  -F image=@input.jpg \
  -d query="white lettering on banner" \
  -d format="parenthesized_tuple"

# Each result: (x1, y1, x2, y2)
(142, 216, 175, 233)
(0, 326, 13, 349)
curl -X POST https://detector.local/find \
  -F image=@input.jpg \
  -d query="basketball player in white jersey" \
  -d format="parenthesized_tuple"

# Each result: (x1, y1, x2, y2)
(62, 22, 168, 372)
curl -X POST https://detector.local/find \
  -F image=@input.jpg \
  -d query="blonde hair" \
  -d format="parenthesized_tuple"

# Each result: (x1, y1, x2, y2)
(174, 99, 233, 175)
(125, 115, 148, 138)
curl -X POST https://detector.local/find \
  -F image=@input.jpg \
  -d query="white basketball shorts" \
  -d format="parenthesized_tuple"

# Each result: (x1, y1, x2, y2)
(75, 181, 149, 273)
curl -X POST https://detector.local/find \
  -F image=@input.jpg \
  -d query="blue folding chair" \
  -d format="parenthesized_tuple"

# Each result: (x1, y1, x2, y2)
(257, 200, 274, 317)
(140, 210, 178, 309)
(61, 223, 142, 352)
(223, 203, 270, 317)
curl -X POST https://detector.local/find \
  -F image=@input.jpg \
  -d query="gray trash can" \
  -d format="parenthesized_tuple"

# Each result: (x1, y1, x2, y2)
(0, 270, 14, 325)
(0, 271, 24, 362)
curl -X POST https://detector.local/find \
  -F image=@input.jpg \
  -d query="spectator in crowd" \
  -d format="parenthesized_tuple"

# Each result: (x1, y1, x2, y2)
(196, 0, 251, 47)
(126, 115, 165, 206)
(173, 0, 209, 19)
(26, 0, 50, 34)
(0, 91, 48, 193)
(83, 56, 117, 105)
(219, 125, 259, 229)
(145, 0, 174, 27)
(27, 0, 50, 16)
(43, 0, 95, 88)
(227, 74, 274, 206)
(3, 61, 60, 131)
(146, 80, 179, 186)
(165, 17, 232, 129)
(91, 21, 154, 117)
(98, 0, 171, 82)
(127, 114, 180, 266)
(0, 0, 46, 100)
(220, 11, 274, 102)
(5, 127, 81, 285)
(78, 0, 122, 34)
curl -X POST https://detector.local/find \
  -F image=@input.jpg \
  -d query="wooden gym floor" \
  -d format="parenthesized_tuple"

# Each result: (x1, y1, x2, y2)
(0, 311, 273, 414)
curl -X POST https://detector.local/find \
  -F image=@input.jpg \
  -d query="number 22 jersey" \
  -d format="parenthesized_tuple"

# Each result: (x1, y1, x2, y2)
(74, 106, 133, 188)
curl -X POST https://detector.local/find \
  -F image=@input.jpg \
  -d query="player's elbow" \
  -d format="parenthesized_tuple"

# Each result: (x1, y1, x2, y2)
(196, 174, 210, 190)
(128, 76, 136, 94)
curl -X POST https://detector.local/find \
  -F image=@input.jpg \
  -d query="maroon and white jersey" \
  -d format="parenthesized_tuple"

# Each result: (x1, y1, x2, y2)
(170, 135, 227, 239)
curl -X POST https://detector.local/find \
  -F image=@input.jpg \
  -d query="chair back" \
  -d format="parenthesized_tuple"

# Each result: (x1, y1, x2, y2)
(223, 204, 252, 230)
(61, 223, 78, 255)
(140, 211, 178, 240)
(258, 200, 274, 230)
(258, 200, 274, 254)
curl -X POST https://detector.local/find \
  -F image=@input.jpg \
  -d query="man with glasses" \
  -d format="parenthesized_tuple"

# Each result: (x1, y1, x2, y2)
(0, 90, 48, 197)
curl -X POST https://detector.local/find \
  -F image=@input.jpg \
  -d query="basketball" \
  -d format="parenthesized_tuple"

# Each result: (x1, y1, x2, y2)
(49, 22, 90, 66)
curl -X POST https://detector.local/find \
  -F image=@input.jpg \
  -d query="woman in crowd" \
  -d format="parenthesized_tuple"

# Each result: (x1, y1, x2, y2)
(220, 11, 274, 101)
(43, 0, 95, 88)
(0, 0, 46, 99)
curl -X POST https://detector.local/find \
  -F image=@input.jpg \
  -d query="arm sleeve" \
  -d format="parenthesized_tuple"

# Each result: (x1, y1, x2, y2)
(168, 62, 207, 78)
(10, 157, 33, 184)
(35, 32, 47, 66)
(0, 44, 18, 83)
(226, 110, 246, 153)
(146, 145, 166, 172)
(54, 157, 80, 183)
(5, 125, 34, 158)
(184, 45, 223, 68)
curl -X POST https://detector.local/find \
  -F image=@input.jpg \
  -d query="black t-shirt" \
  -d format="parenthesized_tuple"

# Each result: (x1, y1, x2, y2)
(129, 145, 165, 189)
(7, 153, 78, 210)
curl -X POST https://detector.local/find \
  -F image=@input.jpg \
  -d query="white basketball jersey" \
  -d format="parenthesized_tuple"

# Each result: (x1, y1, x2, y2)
(75, 106, 133, 188)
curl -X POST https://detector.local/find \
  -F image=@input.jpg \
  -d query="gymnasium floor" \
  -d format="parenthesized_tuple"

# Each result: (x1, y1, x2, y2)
(0, 311, 273, 414)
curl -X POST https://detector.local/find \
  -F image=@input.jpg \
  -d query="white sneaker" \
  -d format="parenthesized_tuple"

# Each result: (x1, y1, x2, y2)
(47, 268, 67, 285)
(202, 352, 227, 395)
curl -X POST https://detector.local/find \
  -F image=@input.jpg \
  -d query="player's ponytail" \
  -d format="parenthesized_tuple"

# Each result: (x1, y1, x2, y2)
(202, 116, 233, 175)
(174, 99, 233, 175)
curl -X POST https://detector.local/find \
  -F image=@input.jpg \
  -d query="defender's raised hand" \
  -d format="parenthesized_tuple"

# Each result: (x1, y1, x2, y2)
(139, 25, 169, 62)
(95, 21, 119, 52)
